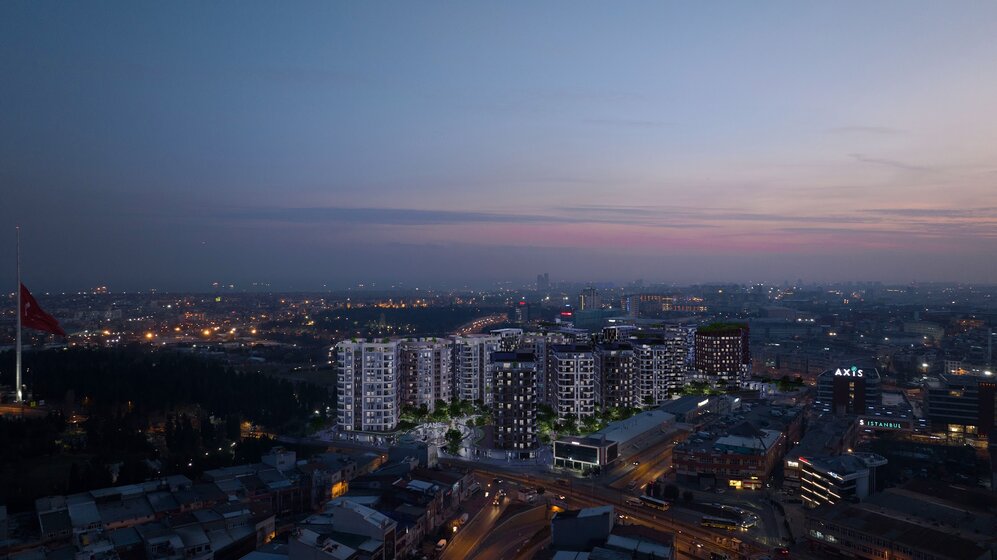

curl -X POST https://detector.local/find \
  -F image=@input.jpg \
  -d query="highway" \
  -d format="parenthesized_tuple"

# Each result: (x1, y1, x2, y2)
(444, 459, 768, 560)
(471, 504, 549, 560)
(441, 486, 511, 560)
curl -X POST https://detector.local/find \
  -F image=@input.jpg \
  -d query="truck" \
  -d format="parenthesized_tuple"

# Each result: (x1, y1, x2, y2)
(516, 487, 538, 503)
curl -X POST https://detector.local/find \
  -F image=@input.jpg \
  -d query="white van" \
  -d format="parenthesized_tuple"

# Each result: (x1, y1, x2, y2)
(435, 539, 447, 553)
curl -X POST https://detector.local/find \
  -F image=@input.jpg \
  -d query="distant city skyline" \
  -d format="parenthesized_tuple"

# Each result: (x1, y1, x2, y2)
(3, 2, 997, 291)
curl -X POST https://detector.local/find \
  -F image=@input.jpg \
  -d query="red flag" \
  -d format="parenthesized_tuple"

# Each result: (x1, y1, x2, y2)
(20, 284, 66, 337)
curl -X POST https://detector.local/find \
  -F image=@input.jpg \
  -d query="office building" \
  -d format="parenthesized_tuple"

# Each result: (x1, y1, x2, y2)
(492, 351, 539, 456)
(784, 414, 859, 488)
(537, 273, 550, 292)
(799, 453, 887, 509)
(553, 435, 619, 471)
(549, 344, 597, 421)
(336, 341, 400, 432)
(620, 294, 675, 318)
(694, 322, 750, 387)
(815, 366, 882, 416)
(924, 373, 997, 439)
(805, 480, 997, 560)
(399, 339, 452, 412)
(594, 342, 638, 409)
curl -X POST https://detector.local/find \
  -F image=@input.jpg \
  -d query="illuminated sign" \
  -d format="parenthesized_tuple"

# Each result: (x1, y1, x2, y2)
(697, 399, 710, 407)
(834, 366, 864, 377)
(859, 419, 903, 430)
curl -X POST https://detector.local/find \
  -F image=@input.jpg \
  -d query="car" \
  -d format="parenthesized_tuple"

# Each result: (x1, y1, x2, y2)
(434, 539, 447, 553)
(493, 478, 504, 484)
(558, 495, 566, 500)
(492, 497, 501, 506)
(632, 460, 640, 466)
(715, 487, 726, 494)
(772, 547, 790, 557)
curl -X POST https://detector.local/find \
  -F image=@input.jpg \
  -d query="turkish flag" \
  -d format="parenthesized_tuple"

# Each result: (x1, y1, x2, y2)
(21, 284, 66, 337)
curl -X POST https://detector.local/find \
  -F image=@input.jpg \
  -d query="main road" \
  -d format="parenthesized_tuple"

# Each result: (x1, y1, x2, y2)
(444, 458, 767, 560)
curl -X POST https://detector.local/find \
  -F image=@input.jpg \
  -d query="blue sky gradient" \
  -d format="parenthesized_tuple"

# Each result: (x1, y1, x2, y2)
(3, 2, 997, 290)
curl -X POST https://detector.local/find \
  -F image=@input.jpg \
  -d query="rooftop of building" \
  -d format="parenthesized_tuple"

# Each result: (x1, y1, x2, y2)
(926, 372, 995, 388)
(818, 366, 881, 381)
(590, 410, 675, 444)
(808, 502, 991, 560)
(554, 505, 614, 520)
(799, 453, 887, 477)
(696, 322, 748, 335)
(675, 401, 801, 455)
(658, 395, 711, 415)
(594, 341, 633, 352)
(491, 351, 537, 363)
(550, 344, 594, 354)
(555, 434, 614, 448)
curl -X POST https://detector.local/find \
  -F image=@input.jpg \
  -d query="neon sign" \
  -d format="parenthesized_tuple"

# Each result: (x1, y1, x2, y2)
(859, 419, 902, 430)
(834, 366, 864, 377)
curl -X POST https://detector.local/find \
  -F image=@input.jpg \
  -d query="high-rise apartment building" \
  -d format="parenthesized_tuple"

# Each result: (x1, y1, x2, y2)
(579, 287, 601, 311)
(335, 340, 400, 432)
(694, 322, 750, 387)
(492, 351, 539, 456)
(632, 329, 687, 405)
(549, 344, 597, 421)
(451, 334, 501, 405)
(399, 339, 452, 412)
(594, 342, 637, 409)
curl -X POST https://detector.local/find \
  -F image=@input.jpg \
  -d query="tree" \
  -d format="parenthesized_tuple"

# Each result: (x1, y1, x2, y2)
(663, 484, 679, 501)
(582, 415, 602, 434)
(430, 404, 449, 423)
(444, 428, 462, 454)
(537, 404, 556, 423)
(448, 400, 462, 419)
(682, 490, 694, 503)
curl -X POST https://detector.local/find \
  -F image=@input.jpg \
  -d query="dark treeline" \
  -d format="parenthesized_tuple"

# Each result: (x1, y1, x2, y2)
(2, 347, 329, 427)
(0, 347, 332, 511)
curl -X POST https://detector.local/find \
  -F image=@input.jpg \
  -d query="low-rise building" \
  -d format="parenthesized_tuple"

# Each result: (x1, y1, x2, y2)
(552, 506, 615, 551)
(805, 480, 997, 560)
(673, 421, 785, 490)
(799, 453, 887, 509)
(784, 414, 858, 488)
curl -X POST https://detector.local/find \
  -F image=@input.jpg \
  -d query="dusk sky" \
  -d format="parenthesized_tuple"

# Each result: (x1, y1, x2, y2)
(3, 2, 997, 291)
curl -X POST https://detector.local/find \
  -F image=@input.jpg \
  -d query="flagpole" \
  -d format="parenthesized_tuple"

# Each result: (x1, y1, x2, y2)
(15, 226, 22, 404)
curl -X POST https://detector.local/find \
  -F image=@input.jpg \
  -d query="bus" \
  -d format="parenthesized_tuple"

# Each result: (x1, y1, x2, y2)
(700, 516, 740, 531)
(638, 495, 670, 510)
